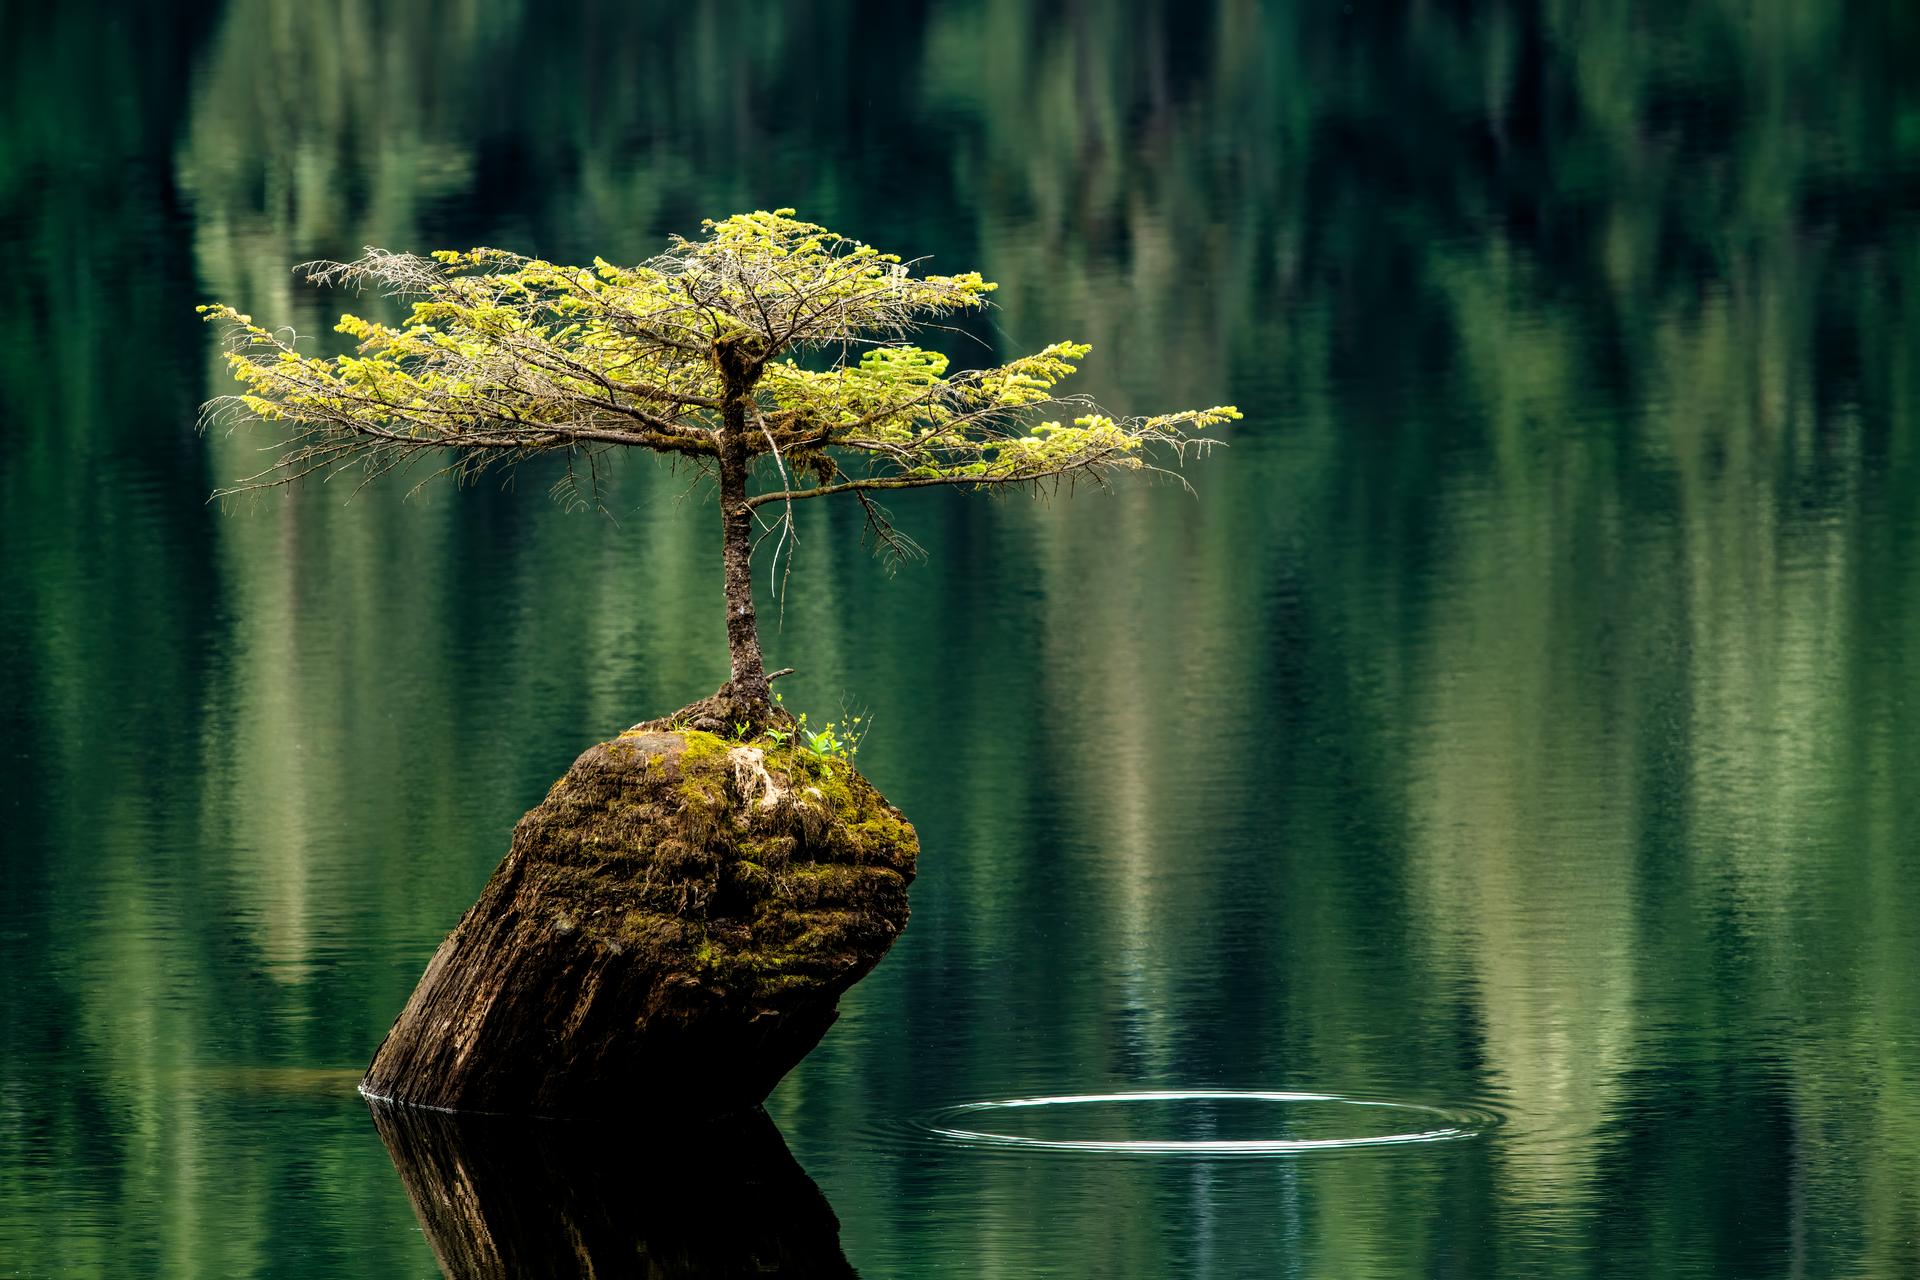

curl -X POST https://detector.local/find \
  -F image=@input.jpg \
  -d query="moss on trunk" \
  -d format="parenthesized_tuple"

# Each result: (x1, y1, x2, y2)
(361, 705, 916, 1117)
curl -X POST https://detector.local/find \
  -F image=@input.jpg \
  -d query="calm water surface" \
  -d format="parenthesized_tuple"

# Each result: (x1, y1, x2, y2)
(4, 2, 1920, 1276)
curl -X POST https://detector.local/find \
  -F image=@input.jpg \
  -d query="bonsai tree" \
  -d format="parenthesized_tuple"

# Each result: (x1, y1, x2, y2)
(202, 211, 1240, 1115)
(201, 210, 1238, 722)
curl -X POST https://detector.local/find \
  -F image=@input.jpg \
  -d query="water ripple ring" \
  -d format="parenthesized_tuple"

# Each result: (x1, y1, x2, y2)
(922, 1089, 1489, 1154)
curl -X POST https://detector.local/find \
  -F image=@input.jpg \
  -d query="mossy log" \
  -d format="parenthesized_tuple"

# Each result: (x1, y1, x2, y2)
(362, 713, 916, 1117)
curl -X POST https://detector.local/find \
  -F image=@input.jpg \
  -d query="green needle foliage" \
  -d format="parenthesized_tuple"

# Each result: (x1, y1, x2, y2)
(201, 209, 1239, 708)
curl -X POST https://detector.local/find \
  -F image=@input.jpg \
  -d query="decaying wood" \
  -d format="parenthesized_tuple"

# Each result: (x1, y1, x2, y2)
(361, 720, 915, 1117)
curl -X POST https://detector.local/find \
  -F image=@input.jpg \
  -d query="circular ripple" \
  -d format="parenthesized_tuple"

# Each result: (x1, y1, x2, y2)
(920, 1089, 1497, 1155)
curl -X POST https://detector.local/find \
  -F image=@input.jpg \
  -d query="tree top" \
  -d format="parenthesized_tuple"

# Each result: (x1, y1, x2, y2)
(199, 209, 1240, 522)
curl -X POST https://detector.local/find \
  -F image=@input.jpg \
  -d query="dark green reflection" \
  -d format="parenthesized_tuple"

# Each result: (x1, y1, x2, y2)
(367, 1102, 853, 1278)
(3, 0, 1919, 1276)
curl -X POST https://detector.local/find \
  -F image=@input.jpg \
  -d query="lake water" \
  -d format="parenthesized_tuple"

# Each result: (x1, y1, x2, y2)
(4, 2, 1920, 1276)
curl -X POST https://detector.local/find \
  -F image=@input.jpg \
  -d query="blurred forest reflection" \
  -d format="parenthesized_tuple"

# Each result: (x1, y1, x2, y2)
(3, 1, 1919, 1275)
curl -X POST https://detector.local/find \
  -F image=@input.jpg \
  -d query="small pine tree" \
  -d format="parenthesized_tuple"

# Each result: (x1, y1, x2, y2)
(202, 210, 1238, 718)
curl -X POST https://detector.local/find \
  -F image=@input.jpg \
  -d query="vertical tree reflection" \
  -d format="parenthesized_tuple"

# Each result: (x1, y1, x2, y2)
(1, 0, 1916, 1274)
(367, 1103, 854, 1278)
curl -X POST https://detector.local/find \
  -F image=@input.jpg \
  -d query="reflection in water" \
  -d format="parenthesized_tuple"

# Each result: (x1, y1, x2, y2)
(3, 0, 1920, 1275)
(921, 1090, 1493, 1154)
(367, 1102, 853, 1280)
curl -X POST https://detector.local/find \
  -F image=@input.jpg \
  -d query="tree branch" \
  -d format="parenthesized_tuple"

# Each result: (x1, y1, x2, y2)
(746, 469, 1076, 509)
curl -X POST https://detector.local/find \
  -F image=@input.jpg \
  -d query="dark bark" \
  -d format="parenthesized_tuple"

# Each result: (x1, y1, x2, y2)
(718, 436, 769, 707)
(359, 727, 916, 1118)
(715, 333, 771, 712)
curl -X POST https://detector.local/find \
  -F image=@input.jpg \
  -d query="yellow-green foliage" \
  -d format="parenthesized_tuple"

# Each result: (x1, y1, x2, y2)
(198, 209, 1238, 503)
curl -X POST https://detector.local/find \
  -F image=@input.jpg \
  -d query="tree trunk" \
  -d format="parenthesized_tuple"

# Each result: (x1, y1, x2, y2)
(358, 724, 917, 1119)
(717, 438, 770, 707)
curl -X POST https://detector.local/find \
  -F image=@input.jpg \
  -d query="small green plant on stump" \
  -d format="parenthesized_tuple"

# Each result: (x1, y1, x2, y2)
(198, 212, 1238, 1118)
(201, 210, 1238, 729)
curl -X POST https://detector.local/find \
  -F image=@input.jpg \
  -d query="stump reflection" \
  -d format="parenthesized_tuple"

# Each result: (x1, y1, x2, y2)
(367, 1100, 855, 1278)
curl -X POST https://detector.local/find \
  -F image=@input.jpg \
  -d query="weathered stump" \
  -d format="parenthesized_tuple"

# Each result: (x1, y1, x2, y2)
(362, 717, 916, 1117)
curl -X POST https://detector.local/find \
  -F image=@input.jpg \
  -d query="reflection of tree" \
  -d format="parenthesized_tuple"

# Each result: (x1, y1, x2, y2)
(0, 4, 318, 1274)
(178, 1, 484, 321)
(174, 0, 960, 299)
(893, 2, 1920, 1272)
(4, 0, 1920, 1273)
(369, 1102, 854, 1277)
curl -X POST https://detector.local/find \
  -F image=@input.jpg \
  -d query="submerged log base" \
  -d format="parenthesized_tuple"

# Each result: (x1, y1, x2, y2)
(368, 1099, 855, 1279)
(362, 709, 916, 1117)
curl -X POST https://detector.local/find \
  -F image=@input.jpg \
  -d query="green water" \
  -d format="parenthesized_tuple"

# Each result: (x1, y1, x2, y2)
(4, 2, 1920, 1275)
